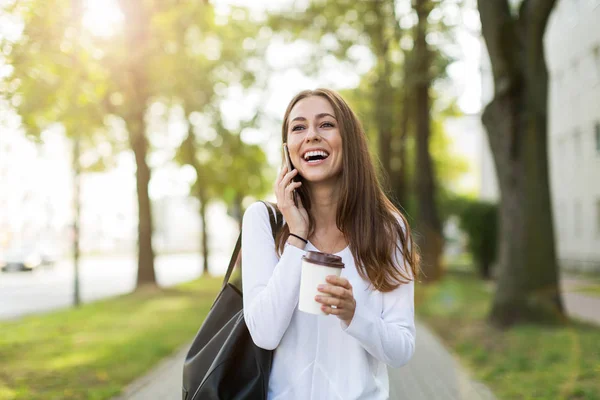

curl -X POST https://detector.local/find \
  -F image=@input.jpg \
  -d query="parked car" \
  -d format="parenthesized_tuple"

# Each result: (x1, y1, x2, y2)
(0, 247, 43, 272)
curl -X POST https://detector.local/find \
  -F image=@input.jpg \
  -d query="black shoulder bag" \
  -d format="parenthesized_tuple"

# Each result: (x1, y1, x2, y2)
(182, 201, 281, 400)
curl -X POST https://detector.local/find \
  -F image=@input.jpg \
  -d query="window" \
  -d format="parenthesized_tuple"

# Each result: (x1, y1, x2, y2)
(553, 72, 563, 104)
(595, 122, 600, 154)
(575, 201, 582, 238)
(593, 47, 600, 83)
(597, 200, 600, 237)
(557, 200, 565, 241)
(558, 136, 568, 180)
(574, 130, 582, 163)
(572, 60, 579, 88)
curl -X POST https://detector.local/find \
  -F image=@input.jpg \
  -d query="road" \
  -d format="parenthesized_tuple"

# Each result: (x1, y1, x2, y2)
(0, 252, 231, 321)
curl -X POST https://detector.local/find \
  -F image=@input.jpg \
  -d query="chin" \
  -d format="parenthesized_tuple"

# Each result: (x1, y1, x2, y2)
(301, 171, 342, 184)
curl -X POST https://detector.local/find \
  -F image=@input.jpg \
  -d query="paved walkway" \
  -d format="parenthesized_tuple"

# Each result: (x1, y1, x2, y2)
(561, 276, 600, 325)
(112, 276, 600, 400)
(112, 321, 495, 400)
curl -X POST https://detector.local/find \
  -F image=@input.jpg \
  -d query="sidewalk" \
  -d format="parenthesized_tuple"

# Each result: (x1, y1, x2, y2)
(112, 277, 600, 400)
(112, 321, 496, 400)
(561, 276, 600, 325)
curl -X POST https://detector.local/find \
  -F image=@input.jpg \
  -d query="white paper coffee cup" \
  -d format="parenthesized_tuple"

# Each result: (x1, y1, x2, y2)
(298, 251, 345, 315)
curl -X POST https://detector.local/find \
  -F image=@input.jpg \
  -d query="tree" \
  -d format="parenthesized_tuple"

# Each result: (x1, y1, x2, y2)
(176, 109, 271, 277)
(266, 0, 405, 185)
(163, 4, 269, 276)
(266, 1, 459, 282)
(4, 0, 112, 304)
(478, 0, 563, 326)
(412, 0, 444, 282)
(176, 126, 217, 277)
(6, 0, 160, 288)
(109, 0, 157, 287)
(5, 0, 269, 287)
(102, 1, 264, 286)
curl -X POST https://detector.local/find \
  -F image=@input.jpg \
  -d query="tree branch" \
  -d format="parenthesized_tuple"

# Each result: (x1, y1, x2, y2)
(519, 0, 556, 45)
(478, 0, 521, 97)
(527, 0, 558, 39)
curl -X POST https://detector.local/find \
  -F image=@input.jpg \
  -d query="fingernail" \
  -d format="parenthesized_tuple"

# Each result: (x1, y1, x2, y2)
(317, 285, 324, 290)
(315, 295, 321, 301)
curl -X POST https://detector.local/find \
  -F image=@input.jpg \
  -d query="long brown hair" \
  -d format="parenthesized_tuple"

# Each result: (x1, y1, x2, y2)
(275, 88, 419, 291)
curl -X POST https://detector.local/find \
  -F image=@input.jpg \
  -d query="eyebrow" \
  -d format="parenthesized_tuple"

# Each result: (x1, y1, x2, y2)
(291, 113, 336, 123)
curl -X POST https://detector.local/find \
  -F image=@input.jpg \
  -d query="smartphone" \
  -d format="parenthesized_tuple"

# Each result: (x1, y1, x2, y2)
(282, 143, 298, 206)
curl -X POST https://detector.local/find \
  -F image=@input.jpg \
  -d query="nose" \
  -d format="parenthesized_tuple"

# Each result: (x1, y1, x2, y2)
(305, 125, 321, 142)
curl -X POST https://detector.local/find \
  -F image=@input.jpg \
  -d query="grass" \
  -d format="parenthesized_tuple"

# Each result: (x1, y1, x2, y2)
(416, 272, 600, 400)
(0, 277, 223, 400)
(573, 284, 600, 298)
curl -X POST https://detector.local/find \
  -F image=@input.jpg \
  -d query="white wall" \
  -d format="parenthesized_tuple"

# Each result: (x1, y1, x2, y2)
(546, 0, 600, 272)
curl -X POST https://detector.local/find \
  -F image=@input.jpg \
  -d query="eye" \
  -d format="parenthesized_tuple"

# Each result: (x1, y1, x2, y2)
(321, 122, 334, 128)
(291, 125, 305, 132)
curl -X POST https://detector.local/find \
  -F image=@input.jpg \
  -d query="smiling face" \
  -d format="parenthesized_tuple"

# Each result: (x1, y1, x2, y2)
(285, 96, 343, 185)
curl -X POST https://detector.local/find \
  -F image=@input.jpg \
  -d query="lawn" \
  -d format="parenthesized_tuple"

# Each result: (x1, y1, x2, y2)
(416, 272, 600, 400)
(0, 277, 223, 400)
(574, 283, 600, 298)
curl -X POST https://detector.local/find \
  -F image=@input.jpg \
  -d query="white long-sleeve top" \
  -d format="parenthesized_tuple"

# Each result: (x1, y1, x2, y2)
(241, 202, 416, 400)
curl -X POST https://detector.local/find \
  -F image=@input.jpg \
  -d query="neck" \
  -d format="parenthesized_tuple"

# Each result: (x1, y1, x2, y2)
(306, 181, 340, 231)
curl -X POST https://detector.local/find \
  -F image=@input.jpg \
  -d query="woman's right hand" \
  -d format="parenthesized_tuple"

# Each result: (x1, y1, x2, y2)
(275, 166, 309, 239)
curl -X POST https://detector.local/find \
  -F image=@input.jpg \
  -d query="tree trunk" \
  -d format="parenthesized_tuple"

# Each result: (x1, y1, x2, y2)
(119, 0, 156, 287)
(130, 114, 156, 287)
(390, 0, 408, 210)
(413, 0, 443, 282)
(391, 57, 412, 210)
(72, 135, 81, 306)
(71, 0, 81, 306)
(199, 189, 210, 277)
(478, 0, 564, 327)
(372, 0, 393, 185)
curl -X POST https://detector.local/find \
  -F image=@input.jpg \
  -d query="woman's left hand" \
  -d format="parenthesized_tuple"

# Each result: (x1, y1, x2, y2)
(315, 275, 356, 326)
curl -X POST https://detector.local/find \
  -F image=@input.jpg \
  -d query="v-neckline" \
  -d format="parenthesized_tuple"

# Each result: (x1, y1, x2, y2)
(307, 240, 350, 256)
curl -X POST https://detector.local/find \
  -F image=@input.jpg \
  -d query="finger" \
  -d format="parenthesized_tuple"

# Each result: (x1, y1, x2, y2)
(277, 170, 295, 194)
(276, 166, 288, 185)
(318, 284, 348, 299)
(326, 275, 352, 290)
(285, 181, 302, 193)
(280, 169, 299, 187)
(297, 193, 306, 210)
(321, 305, 342, 315)
(284, 182, 301, 203)
(315, 295, 342, 307)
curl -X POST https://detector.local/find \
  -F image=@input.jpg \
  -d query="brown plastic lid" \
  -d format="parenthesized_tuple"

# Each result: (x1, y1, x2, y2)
(302, 251, 344, 268)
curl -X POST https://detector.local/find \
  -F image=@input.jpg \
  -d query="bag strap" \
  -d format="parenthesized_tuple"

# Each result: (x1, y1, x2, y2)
(221, 201, 281, 290)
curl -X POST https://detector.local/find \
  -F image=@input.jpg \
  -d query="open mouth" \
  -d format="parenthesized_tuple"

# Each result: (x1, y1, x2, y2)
(302, 150, 330, 164)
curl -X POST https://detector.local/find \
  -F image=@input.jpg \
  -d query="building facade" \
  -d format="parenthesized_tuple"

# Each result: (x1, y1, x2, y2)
(479, 0, 600, 272)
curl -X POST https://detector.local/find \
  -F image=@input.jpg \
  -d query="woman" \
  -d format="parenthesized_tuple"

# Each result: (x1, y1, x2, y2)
(241, 88, 418, 400)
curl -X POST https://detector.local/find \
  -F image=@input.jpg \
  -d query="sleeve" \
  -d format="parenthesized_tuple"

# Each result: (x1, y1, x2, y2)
(340, 221, 416, 368)
(241, 202, 307, 350)
(340, 278, 415, 368)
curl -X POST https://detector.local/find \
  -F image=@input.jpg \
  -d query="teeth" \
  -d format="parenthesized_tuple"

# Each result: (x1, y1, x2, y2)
(303, 150, 329, 160)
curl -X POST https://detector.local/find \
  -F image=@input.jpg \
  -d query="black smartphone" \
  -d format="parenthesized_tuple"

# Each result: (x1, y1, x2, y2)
(283, 143, 298, 206)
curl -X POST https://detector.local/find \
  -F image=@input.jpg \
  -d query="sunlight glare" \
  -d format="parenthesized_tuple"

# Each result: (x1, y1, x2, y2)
(82, 0, 123, 38)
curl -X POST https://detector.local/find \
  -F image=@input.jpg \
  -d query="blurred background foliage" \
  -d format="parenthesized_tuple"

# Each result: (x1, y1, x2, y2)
(1, 0, 473, 288)
(1, 0, 563, 327)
